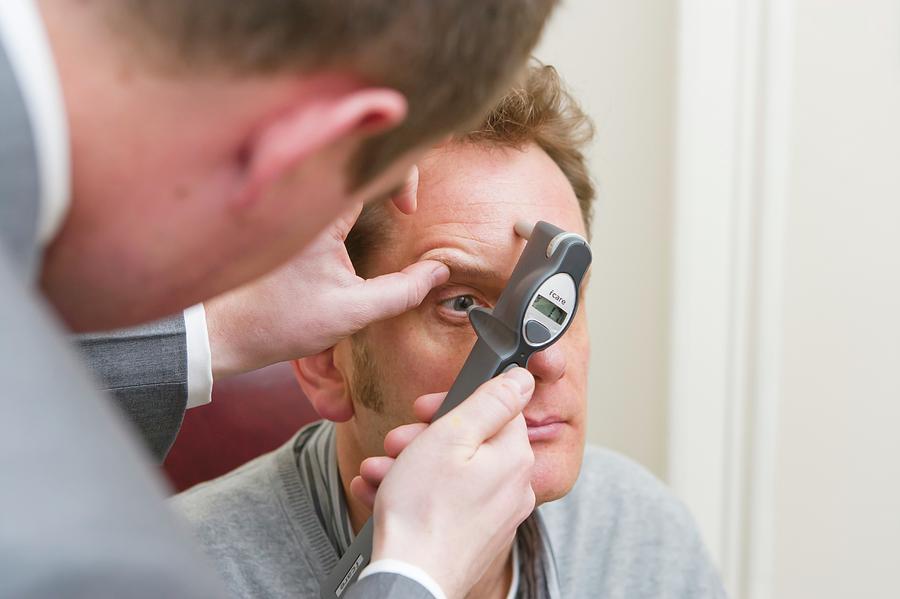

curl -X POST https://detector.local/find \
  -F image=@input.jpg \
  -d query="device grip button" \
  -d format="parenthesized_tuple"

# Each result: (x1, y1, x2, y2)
(525, 319, 551, 344)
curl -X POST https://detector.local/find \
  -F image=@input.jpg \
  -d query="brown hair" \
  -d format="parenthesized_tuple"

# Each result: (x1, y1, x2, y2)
(347, 61, 596, 275)
(459, 62, 596, 233)
(108, 1, 559, 187)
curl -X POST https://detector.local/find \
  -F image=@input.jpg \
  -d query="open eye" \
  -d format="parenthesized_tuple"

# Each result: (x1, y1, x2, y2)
(439, 294, 483, 315)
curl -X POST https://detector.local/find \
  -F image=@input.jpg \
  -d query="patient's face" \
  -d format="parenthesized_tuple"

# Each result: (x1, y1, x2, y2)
(337, 141, 590, 505)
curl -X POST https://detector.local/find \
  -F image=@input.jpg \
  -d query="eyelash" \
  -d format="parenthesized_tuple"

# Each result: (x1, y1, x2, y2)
(439, 295, 482, 313)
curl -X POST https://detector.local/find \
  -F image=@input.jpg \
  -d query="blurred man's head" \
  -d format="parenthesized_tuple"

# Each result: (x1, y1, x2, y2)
(293, 64, 595, 509)
(36, 0, 557, 330)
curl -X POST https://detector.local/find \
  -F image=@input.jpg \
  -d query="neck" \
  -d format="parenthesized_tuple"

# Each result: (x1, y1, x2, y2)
(334, 422, 374, 534)
(334, 422, 515, 599)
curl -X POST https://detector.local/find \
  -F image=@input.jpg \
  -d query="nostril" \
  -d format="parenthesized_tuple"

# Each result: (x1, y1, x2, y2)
(527, 346, 567, 383)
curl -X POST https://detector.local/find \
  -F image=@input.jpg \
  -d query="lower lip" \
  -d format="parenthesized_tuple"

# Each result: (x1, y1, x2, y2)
(526, 422, 565, 442)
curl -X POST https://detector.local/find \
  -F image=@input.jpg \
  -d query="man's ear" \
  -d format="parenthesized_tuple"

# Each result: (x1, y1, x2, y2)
(240, 87, 407, 205)
(291, 348, 355, 422)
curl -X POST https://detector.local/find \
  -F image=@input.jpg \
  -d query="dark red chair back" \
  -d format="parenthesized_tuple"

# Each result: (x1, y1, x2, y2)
(162, 362, 319, 493)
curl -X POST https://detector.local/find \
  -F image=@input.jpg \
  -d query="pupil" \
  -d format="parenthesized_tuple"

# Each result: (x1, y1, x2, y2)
(454, 296, 474, 311)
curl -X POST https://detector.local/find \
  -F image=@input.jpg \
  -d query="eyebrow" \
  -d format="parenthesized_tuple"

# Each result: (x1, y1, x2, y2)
(419, 249, 509, 288)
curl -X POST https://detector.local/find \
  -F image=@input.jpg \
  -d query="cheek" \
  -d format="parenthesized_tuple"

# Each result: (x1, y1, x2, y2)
(531, 426, 587, 504)
(384, 315, 478, 388)
(360, 317, 478, 421)
(565, 314, 591, 392)
(350, 319, 478, 458)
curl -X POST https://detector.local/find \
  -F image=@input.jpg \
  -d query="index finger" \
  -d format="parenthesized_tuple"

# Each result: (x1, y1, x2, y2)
(390, 165, 419, 215)
(432, 367, 535, 451)
(413, 391, 447, 423)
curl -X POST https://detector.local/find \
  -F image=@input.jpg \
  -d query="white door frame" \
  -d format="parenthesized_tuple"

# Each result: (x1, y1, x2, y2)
(668, 0, 794, 597)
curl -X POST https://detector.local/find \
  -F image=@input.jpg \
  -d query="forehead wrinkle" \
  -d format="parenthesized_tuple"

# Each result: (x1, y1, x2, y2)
(407, 209, 524, 268)
(418, 207, 514, 238)
(401, 211, 512, 254)
(414, 208, 519, 242)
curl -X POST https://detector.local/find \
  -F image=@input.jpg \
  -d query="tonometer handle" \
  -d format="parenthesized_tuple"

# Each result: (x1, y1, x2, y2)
(433, 339, 510, 420)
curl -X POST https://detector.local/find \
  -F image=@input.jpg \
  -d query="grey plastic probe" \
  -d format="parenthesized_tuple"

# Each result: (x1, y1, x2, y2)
(321, 221, 592, 598)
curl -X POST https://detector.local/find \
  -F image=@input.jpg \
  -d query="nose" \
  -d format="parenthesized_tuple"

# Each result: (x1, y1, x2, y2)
(525, 343, 567, 385)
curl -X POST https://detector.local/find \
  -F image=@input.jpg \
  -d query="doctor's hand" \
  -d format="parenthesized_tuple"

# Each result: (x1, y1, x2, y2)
(205, 169, 446, 376)
(352, 368, 537, 599)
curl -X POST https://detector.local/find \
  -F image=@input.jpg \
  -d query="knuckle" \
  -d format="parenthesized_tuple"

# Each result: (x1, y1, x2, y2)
(509, 436, 534, 469)
(343, 297, 374, 331)
(521, 447, 535, 469)
(407, 277, 424, 308)
(484, 379, 521, 418)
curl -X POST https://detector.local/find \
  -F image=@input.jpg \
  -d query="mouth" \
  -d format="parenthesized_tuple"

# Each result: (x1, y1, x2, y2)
(525, 415, 566, 443)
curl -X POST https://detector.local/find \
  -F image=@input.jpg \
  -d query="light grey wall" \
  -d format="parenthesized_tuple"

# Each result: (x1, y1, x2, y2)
(536, 0, 677, 478)
(666, 0, 900, 595)
(772, 1, 900, 597)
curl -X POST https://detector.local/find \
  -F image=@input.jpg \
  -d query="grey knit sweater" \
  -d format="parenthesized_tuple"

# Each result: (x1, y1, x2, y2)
(171, 435, 726, 598)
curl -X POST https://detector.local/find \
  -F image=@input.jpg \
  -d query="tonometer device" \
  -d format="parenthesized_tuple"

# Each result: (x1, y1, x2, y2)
(322, 221, 592, 598)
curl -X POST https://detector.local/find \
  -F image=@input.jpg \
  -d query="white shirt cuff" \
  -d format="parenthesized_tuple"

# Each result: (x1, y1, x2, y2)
(183, 304, 213, 409)
(358, 560, 446, 599)
(0, 0, 71, 246)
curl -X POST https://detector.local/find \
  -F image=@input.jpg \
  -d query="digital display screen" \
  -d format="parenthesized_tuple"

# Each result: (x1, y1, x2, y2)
(532, 295, 567, 325)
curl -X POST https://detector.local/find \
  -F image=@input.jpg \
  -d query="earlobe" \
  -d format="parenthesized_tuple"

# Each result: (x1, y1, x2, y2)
(291, 350, 355, 422)
(239, 87, 408, 206)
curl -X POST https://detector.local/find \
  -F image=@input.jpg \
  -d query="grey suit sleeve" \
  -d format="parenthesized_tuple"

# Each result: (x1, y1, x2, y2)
(75, 314, 189, 462)
(344, 573, 437, 599)
(0, 252, 227, 598)
(0, 31, 41, 280)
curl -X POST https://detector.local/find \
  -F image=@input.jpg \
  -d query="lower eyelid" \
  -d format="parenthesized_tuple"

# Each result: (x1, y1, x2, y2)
(437, 305, 470, 316)
(435, 305, 476, 324)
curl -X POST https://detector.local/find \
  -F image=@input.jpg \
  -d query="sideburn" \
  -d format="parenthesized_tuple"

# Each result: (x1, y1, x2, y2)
(349, 335, 385, 414)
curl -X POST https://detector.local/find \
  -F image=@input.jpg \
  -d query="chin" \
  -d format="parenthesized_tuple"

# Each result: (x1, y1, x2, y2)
(529, 444, 584, 505)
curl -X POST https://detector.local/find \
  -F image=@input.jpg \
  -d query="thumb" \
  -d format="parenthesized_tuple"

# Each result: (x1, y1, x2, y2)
(434, 367, 535, 450)
(349, 260, 449, 325)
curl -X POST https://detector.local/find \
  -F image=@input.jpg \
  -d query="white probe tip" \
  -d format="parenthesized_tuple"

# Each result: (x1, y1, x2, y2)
(514, 220, 535, 240)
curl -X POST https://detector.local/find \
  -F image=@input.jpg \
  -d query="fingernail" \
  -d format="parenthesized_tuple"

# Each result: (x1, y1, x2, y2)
(430, 262, 450, 282)
(505, 367, 535, 396)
